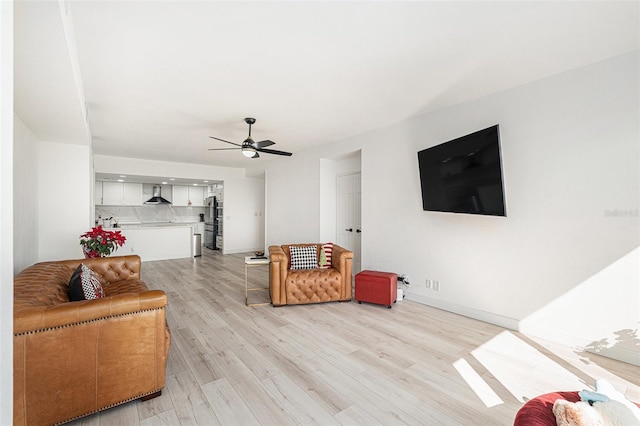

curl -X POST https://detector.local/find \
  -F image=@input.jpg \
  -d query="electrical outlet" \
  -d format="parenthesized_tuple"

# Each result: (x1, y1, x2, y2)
(433, 280, 440, 291)
(425, 279, 432, 289)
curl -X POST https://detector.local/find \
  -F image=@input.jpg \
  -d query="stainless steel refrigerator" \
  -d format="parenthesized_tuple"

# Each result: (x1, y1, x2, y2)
(204, 197, 222, 250)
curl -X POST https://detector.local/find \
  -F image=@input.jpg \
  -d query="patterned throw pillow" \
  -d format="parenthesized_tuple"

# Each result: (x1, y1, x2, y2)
(318, 242, 333, 268)
(68, 264, 105, 301)
(289, 245, 318, 270)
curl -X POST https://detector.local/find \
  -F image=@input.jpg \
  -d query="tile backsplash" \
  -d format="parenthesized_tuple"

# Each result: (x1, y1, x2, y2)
(96, 205, 205, 226)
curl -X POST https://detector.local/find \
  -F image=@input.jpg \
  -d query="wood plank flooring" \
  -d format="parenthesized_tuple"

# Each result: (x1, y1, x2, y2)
(69, 250, 640, 425)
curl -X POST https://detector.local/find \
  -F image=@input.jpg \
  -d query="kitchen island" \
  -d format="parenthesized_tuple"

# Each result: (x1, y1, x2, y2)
(109, 222, 197, 262)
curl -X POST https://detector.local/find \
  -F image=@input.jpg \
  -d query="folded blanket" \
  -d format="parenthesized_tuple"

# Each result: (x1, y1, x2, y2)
(579, 390, 609, 405)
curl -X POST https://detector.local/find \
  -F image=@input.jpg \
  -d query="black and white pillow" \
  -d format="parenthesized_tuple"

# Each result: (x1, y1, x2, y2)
(289, 245, 318, 270)
(68, 263, 105, 301)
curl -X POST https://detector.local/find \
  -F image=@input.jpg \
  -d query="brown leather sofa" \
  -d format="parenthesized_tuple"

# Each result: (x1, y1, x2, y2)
(13, 255, 170, 425)
(269, 243, 353, 306)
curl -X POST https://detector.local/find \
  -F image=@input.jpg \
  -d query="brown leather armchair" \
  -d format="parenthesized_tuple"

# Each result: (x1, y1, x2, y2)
(13, 255, 170, 425)
(269, 243, 353, 306)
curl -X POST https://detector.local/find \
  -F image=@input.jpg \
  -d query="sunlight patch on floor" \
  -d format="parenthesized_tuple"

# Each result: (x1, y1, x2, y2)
(453, 358, 504, 407)
(470, 331, 589, 403)
(523, 333, 640, 403)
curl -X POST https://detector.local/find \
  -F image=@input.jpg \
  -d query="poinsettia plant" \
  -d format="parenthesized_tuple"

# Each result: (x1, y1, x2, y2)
(79, 226, 126, 258)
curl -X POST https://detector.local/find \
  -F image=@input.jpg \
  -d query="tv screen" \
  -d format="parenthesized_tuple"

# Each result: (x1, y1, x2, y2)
(417, 125, 506, 216)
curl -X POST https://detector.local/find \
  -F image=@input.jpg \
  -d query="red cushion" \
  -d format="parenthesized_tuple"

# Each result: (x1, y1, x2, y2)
(514, 391, 580, 425)
(515, 390, 640, 425)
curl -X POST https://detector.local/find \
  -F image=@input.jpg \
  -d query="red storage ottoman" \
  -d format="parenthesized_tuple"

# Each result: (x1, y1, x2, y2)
(355, 270, 398, 308)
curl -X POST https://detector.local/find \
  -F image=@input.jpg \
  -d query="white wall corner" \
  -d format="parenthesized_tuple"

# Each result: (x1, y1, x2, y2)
(57, 0, 91, 143)
(0, 1, 14, 422)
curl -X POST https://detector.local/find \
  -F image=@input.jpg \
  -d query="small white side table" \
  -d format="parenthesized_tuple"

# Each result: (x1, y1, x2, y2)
(245, 256, 270, 306)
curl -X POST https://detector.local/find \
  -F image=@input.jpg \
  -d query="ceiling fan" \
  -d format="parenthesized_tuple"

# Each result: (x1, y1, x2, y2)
(208, 118, 293, 159)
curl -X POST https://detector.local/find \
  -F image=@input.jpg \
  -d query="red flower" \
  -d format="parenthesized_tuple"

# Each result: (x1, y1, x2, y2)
(79, 226, 127, 257)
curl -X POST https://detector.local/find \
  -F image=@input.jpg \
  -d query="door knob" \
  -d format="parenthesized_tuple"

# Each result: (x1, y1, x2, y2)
(345, 228, 353, 232)
(356, 229, 361, 233)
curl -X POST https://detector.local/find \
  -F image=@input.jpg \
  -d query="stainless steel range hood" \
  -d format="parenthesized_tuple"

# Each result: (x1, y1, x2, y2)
(144, 185, 171, 204)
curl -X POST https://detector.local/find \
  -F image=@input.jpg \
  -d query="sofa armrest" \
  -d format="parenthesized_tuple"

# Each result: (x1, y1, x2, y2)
(14, 289, 169, 425)
(269, 245, 288, 306)
(14, 290, 167, 335)
(331, 244, 353, 300)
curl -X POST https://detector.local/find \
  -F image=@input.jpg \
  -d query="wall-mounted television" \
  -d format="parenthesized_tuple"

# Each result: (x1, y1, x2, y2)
(417, 125, 506, 216)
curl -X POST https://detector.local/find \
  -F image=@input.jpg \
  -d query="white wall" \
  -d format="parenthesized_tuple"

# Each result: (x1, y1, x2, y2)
(94, 155, 265, 254)
(264, 52, 639, 363)
(258, 150, 324, 244)
(38, 141, 92, 261)
(224, 172, 265, 253)
(13, 116, 39, 272)
(521, 248, 639, 365)
(0, 1, 13, 421)
(319, 158, 338, 242)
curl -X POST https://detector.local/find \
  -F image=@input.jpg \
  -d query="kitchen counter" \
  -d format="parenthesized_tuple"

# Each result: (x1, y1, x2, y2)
(115, 221, 202, 229)
(108, 225, 196, 262)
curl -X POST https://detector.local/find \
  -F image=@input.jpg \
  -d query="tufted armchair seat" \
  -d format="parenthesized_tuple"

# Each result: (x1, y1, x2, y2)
(14, 255, 170, 425)
(269, 243, 353, 306)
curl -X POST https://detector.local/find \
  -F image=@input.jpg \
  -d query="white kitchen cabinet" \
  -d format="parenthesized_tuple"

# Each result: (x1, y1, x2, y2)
(172, 185, 205, 206)
(189, 186, 205, 207)
(97, 182, 142, 205)
(123, 183, 143, 205)
(207, 184, 223, 200)
(95, 181, 103, 205)
(172, 185, 189, 206)
(102, 182, 123, 205)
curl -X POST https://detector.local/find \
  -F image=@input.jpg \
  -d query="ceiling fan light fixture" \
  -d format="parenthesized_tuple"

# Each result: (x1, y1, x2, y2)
(242, 146, 257, 158)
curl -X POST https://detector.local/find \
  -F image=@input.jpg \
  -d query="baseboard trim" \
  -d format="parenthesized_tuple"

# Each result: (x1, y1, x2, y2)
(223, 248, 263, 255)
(406, 293, 520, 331)
(585, 346, 640, 367)
(407, 294, 640, 366)
(519, 322, 640, 367)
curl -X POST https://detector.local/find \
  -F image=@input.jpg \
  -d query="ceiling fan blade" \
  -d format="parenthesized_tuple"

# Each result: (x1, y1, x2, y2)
(252, 139, 275, 149)
(256, 148, 293, 157)
(208, 147, 241, 151)
(209, 136, 242, 147)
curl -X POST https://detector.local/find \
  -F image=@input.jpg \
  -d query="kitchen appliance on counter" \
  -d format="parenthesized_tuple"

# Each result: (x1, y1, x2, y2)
(204, 197, 222, 250)
(199, 213, 205, 222)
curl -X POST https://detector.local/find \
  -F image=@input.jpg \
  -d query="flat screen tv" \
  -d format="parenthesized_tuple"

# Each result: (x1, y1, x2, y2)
(417, 125, 506, 216)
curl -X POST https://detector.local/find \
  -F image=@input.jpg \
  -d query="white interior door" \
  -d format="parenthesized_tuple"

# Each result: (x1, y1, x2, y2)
(337, 173, 361, 273)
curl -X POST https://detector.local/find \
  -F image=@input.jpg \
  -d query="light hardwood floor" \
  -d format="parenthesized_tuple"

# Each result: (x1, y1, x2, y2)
(69, 249, 639, 425)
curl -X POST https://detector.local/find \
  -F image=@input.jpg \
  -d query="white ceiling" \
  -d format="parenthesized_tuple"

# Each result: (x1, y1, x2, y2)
(14, 1, 639, 169)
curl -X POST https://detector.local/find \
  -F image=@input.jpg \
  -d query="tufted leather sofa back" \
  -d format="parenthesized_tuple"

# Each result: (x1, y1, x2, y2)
(14, 255, 142, 308)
